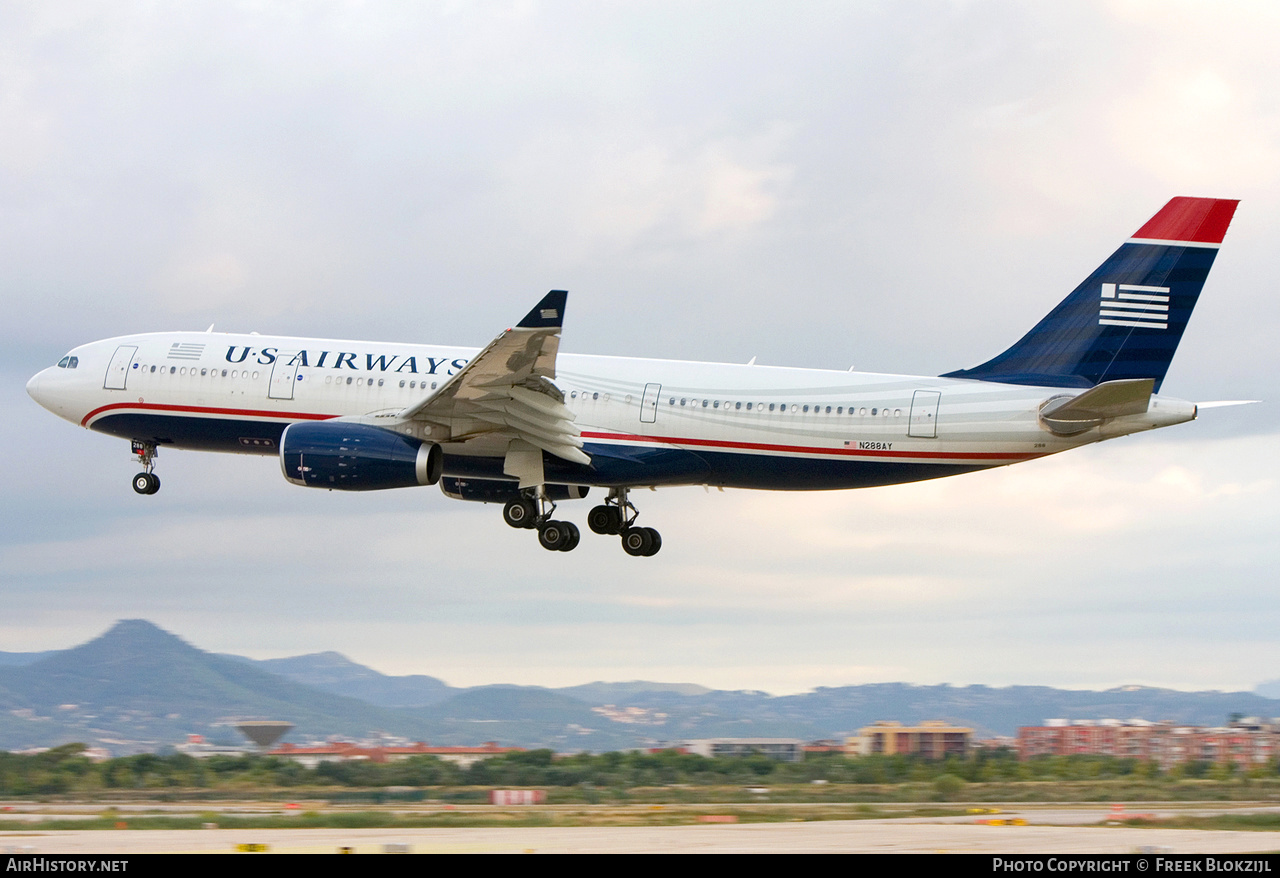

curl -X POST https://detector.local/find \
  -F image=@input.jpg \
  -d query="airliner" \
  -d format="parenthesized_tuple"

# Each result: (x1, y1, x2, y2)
(27, 197, 1242, 556)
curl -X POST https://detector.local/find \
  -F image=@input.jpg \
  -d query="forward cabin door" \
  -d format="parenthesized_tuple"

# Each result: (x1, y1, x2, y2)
(640, 383, 661, 424)
(104, 345, 138, 390)
(908, 390, 941, 438)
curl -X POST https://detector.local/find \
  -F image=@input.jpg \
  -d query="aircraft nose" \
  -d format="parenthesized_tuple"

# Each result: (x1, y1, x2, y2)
(26, 371, 43, 404)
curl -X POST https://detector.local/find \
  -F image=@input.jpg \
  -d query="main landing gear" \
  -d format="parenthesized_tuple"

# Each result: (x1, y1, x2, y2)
(503, 492, 580, 552)
(131, 440, 160, 495)
(502, 486, 661, 556)
(588, 487, 662, 557)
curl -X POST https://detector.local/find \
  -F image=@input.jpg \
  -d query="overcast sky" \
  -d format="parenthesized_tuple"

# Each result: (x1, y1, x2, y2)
(2, 1, 1277, 698)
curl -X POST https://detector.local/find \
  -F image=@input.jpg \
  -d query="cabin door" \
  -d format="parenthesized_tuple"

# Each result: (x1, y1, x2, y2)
(908, 390, 941, 438)
(104, 345, 138, 390)
(640, 383, 662, 423)
(269, 354, 301, 400)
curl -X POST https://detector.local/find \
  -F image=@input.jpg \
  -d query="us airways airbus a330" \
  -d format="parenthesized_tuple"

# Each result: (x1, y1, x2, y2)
(27, 197, 1243, 556)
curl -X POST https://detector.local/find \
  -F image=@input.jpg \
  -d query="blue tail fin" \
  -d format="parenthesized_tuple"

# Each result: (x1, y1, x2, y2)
(942, 197, 1238, 392)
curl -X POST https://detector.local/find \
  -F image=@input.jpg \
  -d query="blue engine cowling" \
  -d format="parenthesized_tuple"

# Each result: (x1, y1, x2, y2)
(280, 422, 442, 490)
(440, 476, 589, 503)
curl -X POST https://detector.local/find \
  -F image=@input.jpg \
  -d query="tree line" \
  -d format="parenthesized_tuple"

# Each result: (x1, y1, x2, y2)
(1, 744, 1276, 795)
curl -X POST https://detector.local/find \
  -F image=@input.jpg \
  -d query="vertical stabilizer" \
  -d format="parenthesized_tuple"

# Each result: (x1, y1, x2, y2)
(943, 198, 1238, 391)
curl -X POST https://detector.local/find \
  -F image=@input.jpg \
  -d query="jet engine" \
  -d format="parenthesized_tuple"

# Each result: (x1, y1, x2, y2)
(280, 422, 442, 490)
(439, 476, 589, 503)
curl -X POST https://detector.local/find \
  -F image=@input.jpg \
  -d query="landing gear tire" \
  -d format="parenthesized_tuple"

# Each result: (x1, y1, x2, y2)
(641, 526, 661, 556)
(503, 498, 538, 529)
(588, 504, 623, 535)
(132, 472, 159, 495)
(557, 522, 580, 552)
(538, 520, 573, 551)
(621, 526, 654, 557)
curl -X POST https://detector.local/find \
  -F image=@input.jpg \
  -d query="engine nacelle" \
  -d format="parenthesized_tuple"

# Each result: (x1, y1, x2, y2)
(440, 476, 589, 503)
(280, 422, 442, 490)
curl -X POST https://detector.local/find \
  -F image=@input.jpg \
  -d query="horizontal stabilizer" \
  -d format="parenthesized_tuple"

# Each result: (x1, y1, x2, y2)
(1039, 378, 1153, 435)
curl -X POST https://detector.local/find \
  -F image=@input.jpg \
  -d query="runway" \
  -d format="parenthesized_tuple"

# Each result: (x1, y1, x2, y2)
(5, 810, 1280, 854)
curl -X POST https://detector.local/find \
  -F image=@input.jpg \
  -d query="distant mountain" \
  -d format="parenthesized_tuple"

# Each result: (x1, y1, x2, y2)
(1255, 679, 1280, 700)
(0, 620, 433, 753)
(2, 620, 1277, 755)
(0, 651, 55, 667)
(556, 681, 713, 702)
(252, 651, 453, 708)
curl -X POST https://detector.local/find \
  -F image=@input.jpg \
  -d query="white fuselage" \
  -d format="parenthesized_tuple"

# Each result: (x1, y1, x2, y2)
(27, 330, 1197, 492)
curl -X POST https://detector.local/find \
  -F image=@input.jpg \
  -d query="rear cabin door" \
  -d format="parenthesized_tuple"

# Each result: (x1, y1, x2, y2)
(908, 390, 941, 438)
(104, 345, 138, 390)
(640, 383, 661, 423)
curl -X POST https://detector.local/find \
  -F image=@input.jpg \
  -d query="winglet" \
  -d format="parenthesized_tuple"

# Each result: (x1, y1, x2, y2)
(517, 290, 568, 329)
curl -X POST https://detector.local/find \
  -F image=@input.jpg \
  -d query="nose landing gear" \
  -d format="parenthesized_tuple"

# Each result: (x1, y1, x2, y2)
(130, 440, 160, 495)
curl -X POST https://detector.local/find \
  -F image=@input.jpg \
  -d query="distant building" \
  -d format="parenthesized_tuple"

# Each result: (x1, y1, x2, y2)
(175, 734, 250, 759)
(269, 741, 522, 769)
(682, 739, 805, 762)
(847, 721, 972, 758)
(1017, 718, 1280, 769)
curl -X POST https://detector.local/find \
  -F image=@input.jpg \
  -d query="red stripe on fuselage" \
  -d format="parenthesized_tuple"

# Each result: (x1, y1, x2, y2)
(80, 406, 1041, 464)
(81, 402, 339, 428)
(580, 431, 1042, 462)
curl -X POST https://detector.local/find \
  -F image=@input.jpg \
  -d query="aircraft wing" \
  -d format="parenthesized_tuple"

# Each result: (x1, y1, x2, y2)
(398, 290, 589, 465)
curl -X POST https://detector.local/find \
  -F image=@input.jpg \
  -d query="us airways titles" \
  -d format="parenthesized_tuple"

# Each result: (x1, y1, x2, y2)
(224, 346, 470, 375)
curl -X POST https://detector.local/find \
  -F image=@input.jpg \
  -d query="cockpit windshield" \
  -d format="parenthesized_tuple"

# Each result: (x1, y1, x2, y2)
(56, 355, 79, 369)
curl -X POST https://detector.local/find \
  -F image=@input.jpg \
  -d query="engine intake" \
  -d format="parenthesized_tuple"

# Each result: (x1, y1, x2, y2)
(280, 422, 442, 490)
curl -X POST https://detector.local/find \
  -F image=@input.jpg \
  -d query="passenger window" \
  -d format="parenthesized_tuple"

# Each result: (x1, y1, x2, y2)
(346, 377, 353, 385)
(768, 403, 775, 411)
(802, 405, 809, 413)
